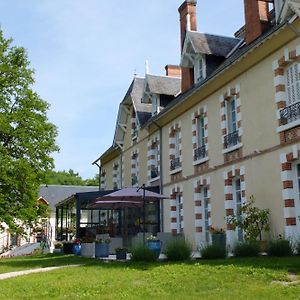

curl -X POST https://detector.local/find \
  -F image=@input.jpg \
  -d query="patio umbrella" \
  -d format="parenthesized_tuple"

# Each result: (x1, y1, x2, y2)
(94, 186, 168, 202)
(91, 185, 169, 244)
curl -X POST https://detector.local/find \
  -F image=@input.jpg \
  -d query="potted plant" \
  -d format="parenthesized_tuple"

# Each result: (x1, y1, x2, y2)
(210, 227, 226, 251)
(95, 238, 111, 258)
(115, 247, 127, 260)
(226, 195, 270, 252)
(53, 242, 63, 254)
(146, 235, 162, 258)
(81, 236, 95, 258)
(72, 238, 81, 255)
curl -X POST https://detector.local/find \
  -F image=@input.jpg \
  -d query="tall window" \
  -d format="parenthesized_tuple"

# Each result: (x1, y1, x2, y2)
(152, 94, 160, 116)
(234, 178, 243, 242)
(197, 117, 205, 147)
(176, 194, 183, 233)
(151, 143, 159, 179)
(227, 97, 237, 134)
(175, 131, 180, 159)
(194, 56, 205, 83)
(203, 187, 210, 243)
(286, 63, 300, 106)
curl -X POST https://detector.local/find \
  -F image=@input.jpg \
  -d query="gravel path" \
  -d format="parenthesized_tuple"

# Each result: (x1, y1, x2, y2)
(0, 264, 81, 280)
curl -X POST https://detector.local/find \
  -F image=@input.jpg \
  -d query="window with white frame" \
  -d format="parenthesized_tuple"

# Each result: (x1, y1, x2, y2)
(293, 163, 300, 225)
(227, 97, 237, 134)
(203, 186, 210, 243)
(175, 131, 180, 159)
(286, 62, 300, 106)
(224, 96, 239, 149)
(151, 143, 159, 179)
(197, 117, 205, 147)
(152, 94, 160, 116)
(176, 194, 183, 233)
(233, 178, 243, 242)
(194, 56, 206, 84)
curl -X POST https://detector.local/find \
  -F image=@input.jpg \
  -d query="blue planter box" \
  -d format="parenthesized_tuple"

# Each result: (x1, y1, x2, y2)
(95, 243, 109, 258)
(147, 240, 162, 258)
(72, 244, 81, 255)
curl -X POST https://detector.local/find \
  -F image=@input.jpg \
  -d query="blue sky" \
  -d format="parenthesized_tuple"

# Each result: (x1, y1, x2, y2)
(0, 1, 244, 179)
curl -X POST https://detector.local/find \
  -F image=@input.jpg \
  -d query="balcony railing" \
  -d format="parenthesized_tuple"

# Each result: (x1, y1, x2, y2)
(131, 175, 138, 186)
(151, 167, 159, 179)
(224, 130, 239, 149)
(280, 102, 300, 125)
(194, 144, 206, 161)
(170, 157, 180, 171)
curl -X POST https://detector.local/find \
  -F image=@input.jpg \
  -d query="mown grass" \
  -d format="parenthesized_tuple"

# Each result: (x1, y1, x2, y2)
(0, 254, 96, 274)
(0, 254, 299, 299)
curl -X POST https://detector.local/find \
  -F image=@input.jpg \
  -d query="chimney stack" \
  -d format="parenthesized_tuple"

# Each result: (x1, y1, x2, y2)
(244, 0, 270, 45)
(178, 0, 197, 52)
(165, 65, 182, 78)
(178, 0, 197, 93)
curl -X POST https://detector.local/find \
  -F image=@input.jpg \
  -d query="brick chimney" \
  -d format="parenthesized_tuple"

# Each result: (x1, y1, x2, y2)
(178, 0, 197, 52)
(178, 0, 197, 93)
(165, 65, 182, 78)
(244, 0, 270, 45)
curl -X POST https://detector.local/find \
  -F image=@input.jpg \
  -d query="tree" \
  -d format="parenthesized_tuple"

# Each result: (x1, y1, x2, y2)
(45, 169, 99, 186)
(46, 169, 84, 186)
(0, 29, 58, 234)
(226, 195, 270, 241)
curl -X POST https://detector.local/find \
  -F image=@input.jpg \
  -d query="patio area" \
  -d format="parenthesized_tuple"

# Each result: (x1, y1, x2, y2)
(55, 187, 163, 250)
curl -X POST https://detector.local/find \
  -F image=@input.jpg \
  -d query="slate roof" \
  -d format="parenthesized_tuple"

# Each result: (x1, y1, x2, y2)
(187, 31, 241, 57)
(146, 74, 181, 96)
(122, 76, 152, 126)
(39, 185, 99, 211)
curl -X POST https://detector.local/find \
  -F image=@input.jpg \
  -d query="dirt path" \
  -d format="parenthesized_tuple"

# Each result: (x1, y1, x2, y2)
(0, 264, 81, 280)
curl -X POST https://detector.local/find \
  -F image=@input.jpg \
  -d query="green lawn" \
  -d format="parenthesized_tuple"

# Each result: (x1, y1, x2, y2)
(0, 254, 299, 299)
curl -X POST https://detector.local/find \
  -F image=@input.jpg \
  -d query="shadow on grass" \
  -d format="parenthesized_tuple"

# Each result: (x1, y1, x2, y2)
(1, 254, 300, 274)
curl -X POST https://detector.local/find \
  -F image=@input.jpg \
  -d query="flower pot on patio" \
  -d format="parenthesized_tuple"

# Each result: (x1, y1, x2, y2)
(146, 237, 162, 259)
(211, 233, 226, 251)
(115, 248, 127, 260)
(95, 242, 110, 258)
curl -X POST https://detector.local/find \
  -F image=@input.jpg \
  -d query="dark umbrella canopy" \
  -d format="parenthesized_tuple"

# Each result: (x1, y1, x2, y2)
(94, 187, 168, 203)
(89, 200, 143, 209)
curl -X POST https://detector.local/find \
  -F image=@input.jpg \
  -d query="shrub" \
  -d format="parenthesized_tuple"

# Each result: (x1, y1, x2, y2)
(296, 241, 300, 256)
(200, 244, 227, 259)
(267, 239, 292, 257)
(130, 244, 157, 262)
(63, 242, 74, 254)
(233, 241, 260, 257)
(165, 239, 192, 261)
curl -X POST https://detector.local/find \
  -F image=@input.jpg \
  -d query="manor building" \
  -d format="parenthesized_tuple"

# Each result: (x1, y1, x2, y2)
(94, 0, 300, 249)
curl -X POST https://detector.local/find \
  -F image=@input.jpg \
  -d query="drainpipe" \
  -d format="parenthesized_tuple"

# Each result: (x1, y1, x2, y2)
(92, 160, 101, 191)
(117, 147, 123, 189)
(153, 120, 164, 232)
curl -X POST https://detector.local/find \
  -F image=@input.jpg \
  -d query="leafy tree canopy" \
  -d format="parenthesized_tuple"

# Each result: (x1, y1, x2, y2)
(45, 169, 99, 186)
(0, 29, 58, 234)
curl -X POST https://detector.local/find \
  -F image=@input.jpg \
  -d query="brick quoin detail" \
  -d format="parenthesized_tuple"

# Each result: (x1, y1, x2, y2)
(280, 148, 300, 238)
(273, 45, 300, 143)
(147, 134, 160, 183)
(219, 85, 242, 152)
(194, 176, 211, 245)
(169, 122, 182, 173)
(224, 166, 246, 231)
(169, 185, 183, 235)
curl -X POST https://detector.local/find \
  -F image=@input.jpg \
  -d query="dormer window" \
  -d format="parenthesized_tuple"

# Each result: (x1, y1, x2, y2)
(152, 94, 160, 116)
(194, 55, 206, 84)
